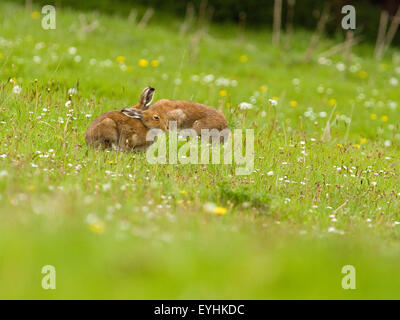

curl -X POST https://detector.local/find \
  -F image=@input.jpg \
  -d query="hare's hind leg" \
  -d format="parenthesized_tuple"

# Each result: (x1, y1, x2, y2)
(91, 118, 119, 150)
(192, 118, 230, 144)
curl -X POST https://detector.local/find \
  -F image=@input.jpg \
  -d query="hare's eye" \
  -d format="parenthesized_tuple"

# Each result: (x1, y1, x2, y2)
(153, 115, 159, 120)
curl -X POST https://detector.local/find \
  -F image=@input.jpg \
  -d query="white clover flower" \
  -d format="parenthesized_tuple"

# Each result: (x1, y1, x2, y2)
(336, 62, 346, 72)
(292, 78, 300, 85)
(65, 100, 72, 108)
(384, 140, 392, 147)
(268, 98, 278, 106)
(267, 171, 274, 176)
(68, 88, 77, 95)
(203, 74, 214, 83)
(68, 46, 77, 55)
(239, 102, 253, 110)
(174, 78, 182, 86)
(85, 114, 92, 118)
(0, 170, 8, 178)
(12, 85, 22, 95)
(389, 77, 399, 86)
(74, 55, 82, 63)
(191, 75, 199, 81)
(33, 56, 41, 64)
(35, 42, 45, 50)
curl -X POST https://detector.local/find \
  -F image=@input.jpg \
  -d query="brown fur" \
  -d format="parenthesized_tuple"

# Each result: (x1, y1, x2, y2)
(85, 87, 167, 151)
(129, 93, 228, 135)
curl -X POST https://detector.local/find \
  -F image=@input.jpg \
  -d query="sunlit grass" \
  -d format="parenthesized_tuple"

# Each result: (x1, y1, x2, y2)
(1, 1, 400, 299)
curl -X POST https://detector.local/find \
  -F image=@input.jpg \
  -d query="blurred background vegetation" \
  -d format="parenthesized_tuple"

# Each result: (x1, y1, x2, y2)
(17, 0, 400, 45)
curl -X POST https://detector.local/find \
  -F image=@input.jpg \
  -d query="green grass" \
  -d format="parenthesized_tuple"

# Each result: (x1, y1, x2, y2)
(1, 1, 400, 299)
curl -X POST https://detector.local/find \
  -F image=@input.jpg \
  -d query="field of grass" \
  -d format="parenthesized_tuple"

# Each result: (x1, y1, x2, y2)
(1, 1, 400, 299)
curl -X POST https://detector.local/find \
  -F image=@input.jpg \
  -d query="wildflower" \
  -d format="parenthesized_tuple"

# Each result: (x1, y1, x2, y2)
(74, 55, 82, 63)
(213, 206, 227, 215)
(151, 59, 160, 67)
(28, 185, 35, 190)
(384, 140, 392, 147)
(370, 113, 377, 120)
(381, 115, 388, 122)
(68, 88, 77, 95)
(116, 56, 125, 63)
(89, 221, 105, 234)
(358, 70, 368, 79)
(354, 144, 360, 149)
(267, 171, 274, 176)
(239, 55, 248, 63)
(290, 100, 298, 107)
(12, 85, 22, 95)
(337, 144, 343, 148)
(68, 47, 77, 55)
(65, 100, 72, 108)
(389, 77, 399, 86)
(259, 85, 268, 92)
(179, 190, 187, 195)
(336, 63, 346, 72)
(268, 98, 278, 106)
(292, 78, 300, 85)
(360, 138, 367, 144)
(31, 11, 40, 19)
(0, 170, 8, 178)
(33, 56, 41, 64)
(109, 161, 113, 165)
(329, 98, 337, 106)
(138, 59, 148, 67)
(219, 89, 227, 97)
(239, 102, 253, 110)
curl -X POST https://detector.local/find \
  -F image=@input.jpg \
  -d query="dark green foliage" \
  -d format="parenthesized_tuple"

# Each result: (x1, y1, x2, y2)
(216, 182, 269, 209)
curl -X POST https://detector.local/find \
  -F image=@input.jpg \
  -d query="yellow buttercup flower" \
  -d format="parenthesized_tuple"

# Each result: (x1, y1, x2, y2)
(28, 185, 36, 191)
(179, 190, 187, 195)
(89, 221, 105, 234)
(381, 115, 388, 122)
(370, 113, 377, 120)
(109, 160, 113, 165)
(290, 100, 298, 107)
(219, 89, 227, 97)
(259, 85, 268, 93)
(354, 144, 360, 149)
(329, 99, 337, 106)
(116, 56, 125, 63)
(360, 138, 367, 144)
(31, 11, 40, 19)
(239, 55, 248, 63)
(213, 206, 227, 215)
(358, 70, 368, 79)
(138, 59, 148, 67)
(151, 60, 160, 67)
(337, 144, 343, 148)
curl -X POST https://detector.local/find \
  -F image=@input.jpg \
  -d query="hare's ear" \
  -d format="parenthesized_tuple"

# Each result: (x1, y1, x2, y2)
(138, 86, 155, 110)
(121, 108, 143, 119)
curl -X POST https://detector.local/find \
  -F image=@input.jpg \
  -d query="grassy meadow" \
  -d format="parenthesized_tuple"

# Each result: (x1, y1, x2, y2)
(1, 1, 400, 299)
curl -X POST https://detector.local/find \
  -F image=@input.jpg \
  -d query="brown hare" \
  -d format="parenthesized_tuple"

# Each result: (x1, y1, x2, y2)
(121, 87, 228, 136)
(85, 87, 168, 151)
